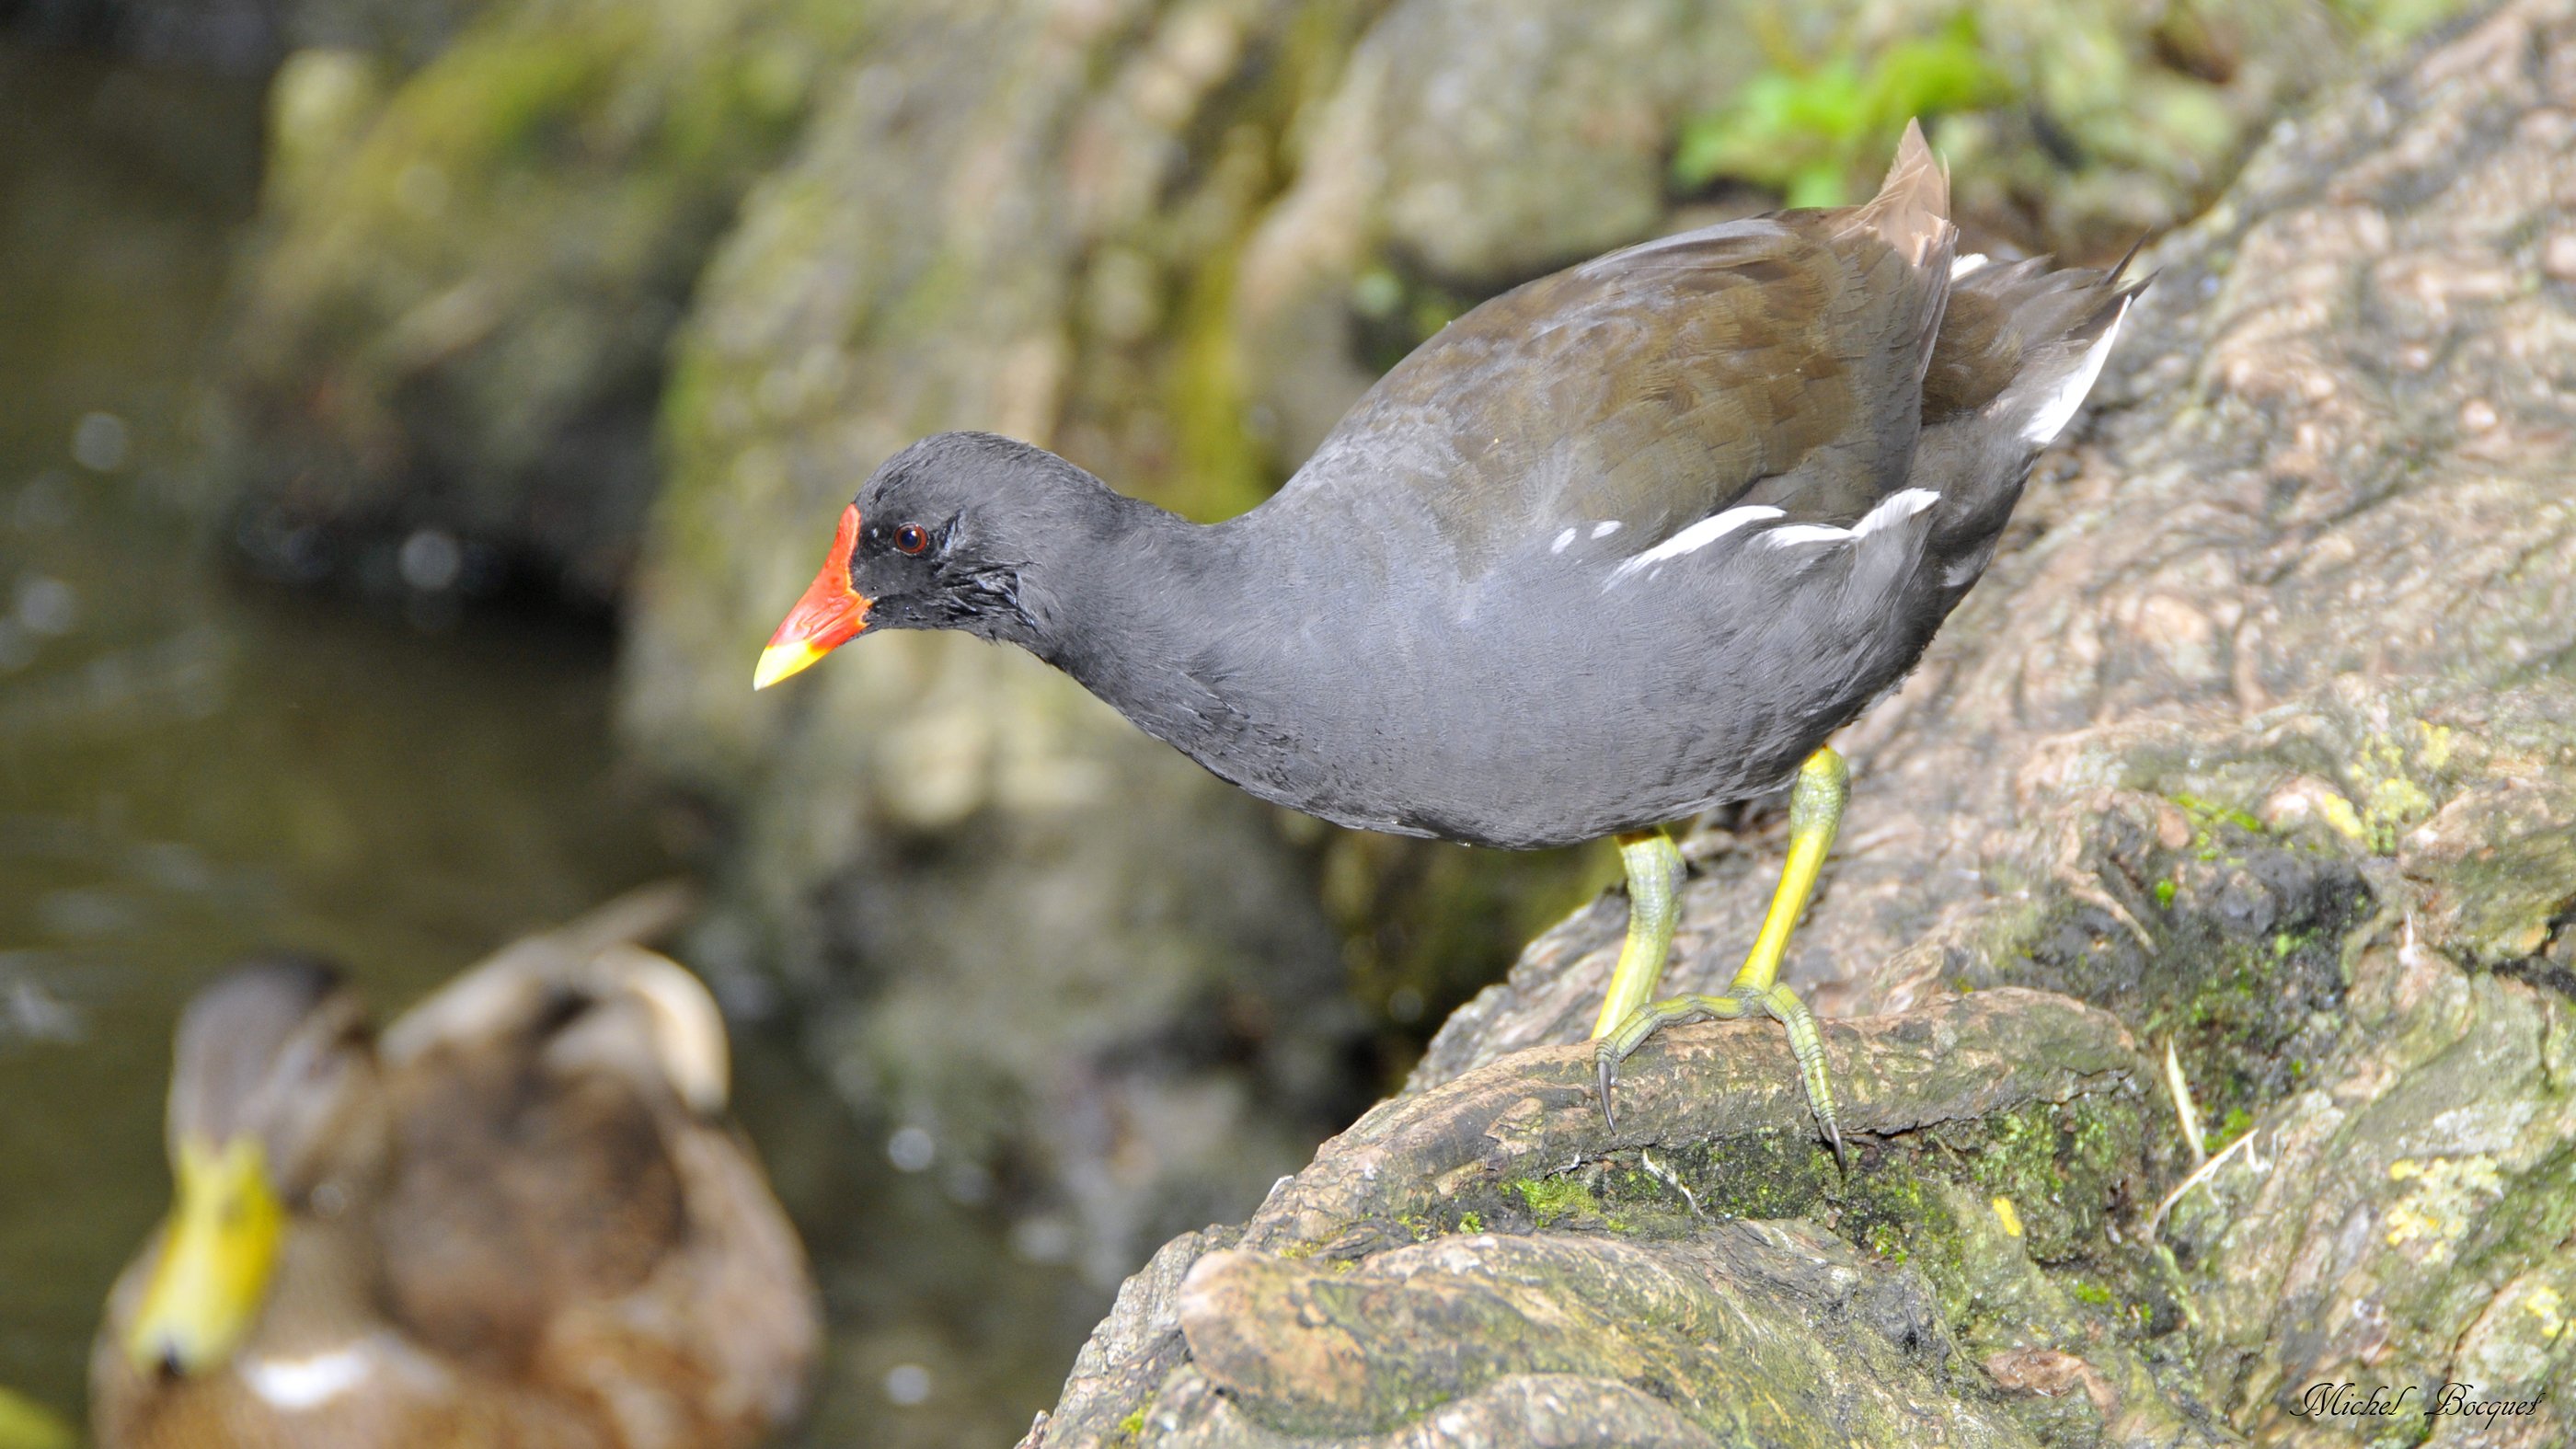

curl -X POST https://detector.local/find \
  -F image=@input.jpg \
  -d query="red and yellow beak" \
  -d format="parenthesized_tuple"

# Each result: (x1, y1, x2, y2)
(753, 505, 871, 689)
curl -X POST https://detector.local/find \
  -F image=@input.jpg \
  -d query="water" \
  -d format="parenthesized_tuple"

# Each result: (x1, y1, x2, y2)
(0, 40, 1099, 1444)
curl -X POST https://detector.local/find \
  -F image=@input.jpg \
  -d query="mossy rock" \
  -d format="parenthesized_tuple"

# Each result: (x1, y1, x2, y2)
(213, 0, 868, 604)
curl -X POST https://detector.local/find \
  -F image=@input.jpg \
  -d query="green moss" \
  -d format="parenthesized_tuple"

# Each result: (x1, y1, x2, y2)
(1682, 1128, 1844, 1221)
(1982, 821, 2365, 1166)
(1958, 1101, 2140, 1264)
(2210, 1107, 2254, 1151)
(1379, 1073, 2161, 1402)
(2329, 729, 2446, 855)
(2171, 793, 2266, 836)
(1514, 1175, 1605, 1227)
(375, 26, 635, 174)
(1457, 1210, 1484, 1234)
(1163, 248, 1267, 523)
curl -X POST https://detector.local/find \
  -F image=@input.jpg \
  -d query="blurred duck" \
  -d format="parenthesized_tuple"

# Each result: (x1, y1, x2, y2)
(92, 892, 821, 1448)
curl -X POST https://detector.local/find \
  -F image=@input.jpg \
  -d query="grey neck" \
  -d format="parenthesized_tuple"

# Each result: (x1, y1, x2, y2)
(1013, 493, 1259, 759)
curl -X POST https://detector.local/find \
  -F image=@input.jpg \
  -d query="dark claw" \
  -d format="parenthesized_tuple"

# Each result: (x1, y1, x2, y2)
(1595, 1053, 1619, 1129)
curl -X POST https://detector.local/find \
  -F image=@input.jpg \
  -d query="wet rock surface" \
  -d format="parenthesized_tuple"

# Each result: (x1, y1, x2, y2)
(1026, 3, 2576, 1443)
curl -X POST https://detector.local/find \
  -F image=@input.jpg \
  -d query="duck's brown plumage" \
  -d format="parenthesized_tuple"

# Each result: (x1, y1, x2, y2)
(91, 890, 819, 1449)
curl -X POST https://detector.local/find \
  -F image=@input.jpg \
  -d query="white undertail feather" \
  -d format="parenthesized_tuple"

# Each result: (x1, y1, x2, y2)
(2021, 296, 2134, 446)
(1949, 252, 1990, 278)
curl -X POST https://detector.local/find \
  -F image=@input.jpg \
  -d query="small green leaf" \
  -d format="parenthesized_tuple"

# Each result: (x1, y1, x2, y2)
(1671, 13, 2012, 201)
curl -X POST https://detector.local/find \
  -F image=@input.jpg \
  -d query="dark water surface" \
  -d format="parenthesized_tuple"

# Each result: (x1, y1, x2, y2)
(0, 40, 1099, 1445)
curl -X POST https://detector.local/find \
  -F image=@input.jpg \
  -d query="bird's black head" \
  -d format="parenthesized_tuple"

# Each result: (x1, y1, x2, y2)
(754, 431, 1135, 687)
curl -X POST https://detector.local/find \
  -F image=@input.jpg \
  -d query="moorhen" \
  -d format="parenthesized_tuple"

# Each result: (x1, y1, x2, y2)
(755, 122, 2140, 1157)
(95, 919, 818, 1448)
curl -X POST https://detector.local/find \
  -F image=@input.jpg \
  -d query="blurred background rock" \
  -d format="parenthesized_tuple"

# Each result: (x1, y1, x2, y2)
(0, 0, 2478, 1443)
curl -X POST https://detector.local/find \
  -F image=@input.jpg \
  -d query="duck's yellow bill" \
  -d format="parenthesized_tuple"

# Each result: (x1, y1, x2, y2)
(127, 1135, 284, 1375)
(754, 504, 870, 689)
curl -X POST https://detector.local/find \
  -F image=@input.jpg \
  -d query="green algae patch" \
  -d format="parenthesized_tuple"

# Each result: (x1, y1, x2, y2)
(1511, 1175, 1615, 1230)
(1974, 804, 2367, 1157)
(1406, 1080, 2183, 1448)
(1466, 1088, 2149, 1311)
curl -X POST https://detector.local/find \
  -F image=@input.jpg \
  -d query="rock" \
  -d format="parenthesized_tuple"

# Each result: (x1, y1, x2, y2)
(1024, 2, 2576, 1441)
(1025, 992, 2211, 1446)
(1167, 1227, 2018, 1445)
(208, 0, 864, 605)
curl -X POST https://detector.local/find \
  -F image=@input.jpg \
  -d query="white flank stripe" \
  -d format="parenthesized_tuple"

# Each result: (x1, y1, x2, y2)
(1762, 523, 1852, 547)
(1590, 520, 1622, 538)
(1550, 527, 1577, 554)
(1608, 505, 1783, 582)
(2022, 297, 2133, 445)
(1854, 488, 1940, 535)
(1764, 488, 1940, 547)
(245, 1344, 374, 1410)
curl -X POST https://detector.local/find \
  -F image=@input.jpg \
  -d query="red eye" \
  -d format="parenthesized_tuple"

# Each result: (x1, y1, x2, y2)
(893, 523, 930, 556)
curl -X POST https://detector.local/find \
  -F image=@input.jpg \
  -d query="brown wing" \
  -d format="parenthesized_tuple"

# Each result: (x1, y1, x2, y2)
(1276, 121, 1956, 567)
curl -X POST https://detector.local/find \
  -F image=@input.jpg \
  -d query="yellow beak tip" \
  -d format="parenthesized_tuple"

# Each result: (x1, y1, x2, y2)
(753, 641, 827, 691)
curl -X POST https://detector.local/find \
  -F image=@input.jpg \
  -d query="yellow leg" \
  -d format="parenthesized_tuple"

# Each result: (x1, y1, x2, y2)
(1590, 829, 1685, 1041)
(1734, 747, 1846, 995)
(1593, 747, 1850, 1165)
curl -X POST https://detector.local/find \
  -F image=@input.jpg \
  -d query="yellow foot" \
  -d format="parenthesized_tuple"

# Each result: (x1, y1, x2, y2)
(1593, 980, 1843, 1167)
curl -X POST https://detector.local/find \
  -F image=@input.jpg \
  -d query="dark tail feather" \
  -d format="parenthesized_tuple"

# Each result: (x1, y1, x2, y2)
(1921, 250, 2147, 426)
(1906, 249, 2150, 571)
